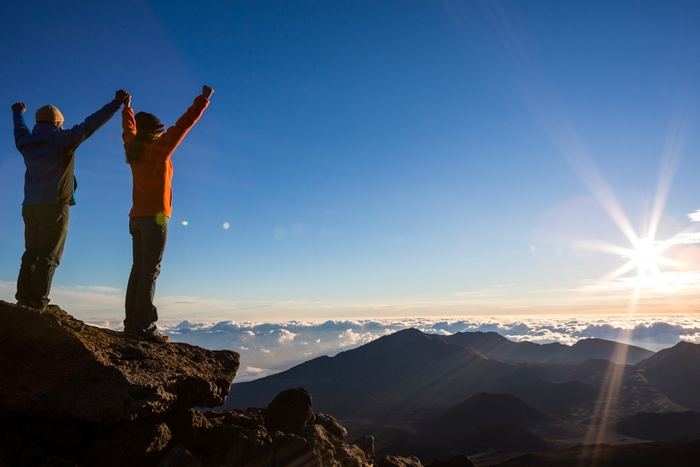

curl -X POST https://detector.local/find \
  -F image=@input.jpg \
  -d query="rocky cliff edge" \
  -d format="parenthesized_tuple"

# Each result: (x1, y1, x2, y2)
(0, 301, 472, 467)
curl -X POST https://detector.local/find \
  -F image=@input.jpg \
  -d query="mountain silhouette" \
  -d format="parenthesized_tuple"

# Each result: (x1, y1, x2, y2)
(636, 341, 700, 410)
(226, 328, 511, 419)
(222, 327, 699, 464)
(419, 393, 553, 436)
(438, 332, 652, 364)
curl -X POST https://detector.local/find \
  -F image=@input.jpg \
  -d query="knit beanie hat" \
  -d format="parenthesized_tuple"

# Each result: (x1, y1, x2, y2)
(135, 112, 165, 134)
(35, 105, 64, 124)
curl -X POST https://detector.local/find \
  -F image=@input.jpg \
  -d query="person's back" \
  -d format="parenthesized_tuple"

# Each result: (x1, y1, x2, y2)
(12, 90, 128, 309)
(120, 86, 213, 343)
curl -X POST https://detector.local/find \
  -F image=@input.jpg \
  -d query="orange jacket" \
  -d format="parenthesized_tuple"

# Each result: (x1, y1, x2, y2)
(122, 95, 209, 218)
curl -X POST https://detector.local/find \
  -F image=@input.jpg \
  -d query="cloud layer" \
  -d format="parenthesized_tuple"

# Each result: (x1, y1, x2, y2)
(116, 315, 700, 381)
(3, 281, 699, 381)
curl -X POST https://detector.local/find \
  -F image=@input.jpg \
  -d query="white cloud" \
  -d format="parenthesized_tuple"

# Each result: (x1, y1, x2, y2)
(687, 210, 700, 222)
(670, 232, 700, 244)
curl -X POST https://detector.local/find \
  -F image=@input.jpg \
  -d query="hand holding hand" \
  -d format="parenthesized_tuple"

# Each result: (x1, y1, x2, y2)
(202, 85, 214, 99)
(12, 102, 26, 113)
(124, 93, 131, 108)
(115, 89, 129, 104)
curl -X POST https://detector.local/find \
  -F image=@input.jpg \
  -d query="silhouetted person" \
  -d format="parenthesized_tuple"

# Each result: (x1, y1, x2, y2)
(121, 85, 213, 343)
(12, 90, 129, 310)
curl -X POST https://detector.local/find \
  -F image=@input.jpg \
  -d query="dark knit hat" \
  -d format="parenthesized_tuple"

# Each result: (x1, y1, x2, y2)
(134, 112, 165, 134)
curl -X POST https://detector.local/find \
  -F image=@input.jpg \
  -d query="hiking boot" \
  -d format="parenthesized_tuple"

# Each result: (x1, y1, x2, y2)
(125, 329, 170, 344)
(16, 299, 47, 310)
(144, 331, 170, 344)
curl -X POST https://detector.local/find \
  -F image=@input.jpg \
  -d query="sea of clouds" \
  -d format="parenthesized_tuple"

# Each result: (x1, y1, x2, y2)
(3, 280, 699, 381)
(86, 315, 700, 381)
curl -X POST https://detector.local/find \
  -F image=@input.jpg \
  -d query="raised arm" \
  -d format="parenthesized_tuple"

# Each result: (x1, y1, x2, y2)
(60, 90, 128, 149)
(159, 86, 213, 152)
(12, 102, 30, 148)
(122, 93, 136, 147)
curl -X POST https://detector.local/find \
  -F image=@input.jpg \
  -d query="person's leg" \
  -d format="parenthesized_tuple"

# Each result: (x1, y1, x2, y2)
(130, 216, 168, 332)
(23, 205, 69, 309)
(16, 206, 39, 305)
(124, 217, 143, 330)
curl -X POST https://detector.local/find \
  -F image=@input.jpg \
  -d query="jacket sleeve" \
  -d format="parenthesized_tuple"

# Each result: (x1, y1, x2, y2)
(158, 95, 210, 158)
(122, 106, 136, 148)
(13, 110, 31, 149)
(60, 99, 122, 150)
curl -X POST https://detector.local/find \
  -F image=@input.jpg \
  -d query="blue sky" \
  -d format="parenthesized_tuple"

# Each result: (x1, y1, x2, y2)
(3, 0, 700, 324)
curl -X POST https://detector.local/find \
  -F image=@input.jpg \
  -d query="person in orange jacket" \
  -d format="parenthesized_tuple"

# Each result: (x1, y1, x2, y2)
(121, 85, 213, 343)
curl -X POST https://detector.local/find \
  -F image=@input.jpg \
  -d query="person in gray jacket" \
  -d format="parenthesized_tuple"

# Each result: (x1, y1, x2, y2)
(12, 90, 129, 309)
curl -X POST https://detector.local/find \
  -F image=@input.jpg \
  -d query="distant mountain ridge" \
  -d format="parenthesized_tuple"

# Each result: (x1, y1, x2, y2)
(438, 331, 653, 364)
(226, 328, 655, 419)
(635, 340, 700, 411)
(227, 328, 511, 417)
(224, 327, 700, 464)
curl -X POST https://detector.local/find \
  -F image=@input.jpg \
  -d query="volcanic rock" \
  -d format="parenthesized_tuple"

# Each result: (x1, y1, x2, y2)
(261, 387, 314, 434)
(378, 454, 423, 467)
(426, 455, 476, 467)
(0, 301, 239, 422)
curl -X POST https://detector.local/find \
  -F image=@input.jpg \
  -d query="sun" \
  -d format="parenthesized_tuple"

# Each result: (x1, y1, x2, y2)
(629, 237, 662, 277)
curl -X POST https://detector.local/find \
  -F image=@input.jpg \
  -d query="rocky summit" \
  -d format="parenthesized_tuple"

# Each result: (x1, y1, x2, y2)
(0, 301, 469, 467)
(0, 301, 240, 422)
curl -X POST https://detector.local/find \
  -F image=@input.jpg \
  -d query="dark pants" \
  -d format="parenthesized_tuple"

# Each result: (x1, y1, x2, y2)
(124, 216, 168, 333)
(16, 204, 70, 309)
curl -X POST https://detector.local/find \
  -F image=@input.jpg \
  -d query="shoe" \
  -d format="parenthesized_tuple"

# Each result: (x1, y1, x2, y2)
(16, 299, 47, 310)
(144, 331, 170, 344)
(125, 329, 170, 344)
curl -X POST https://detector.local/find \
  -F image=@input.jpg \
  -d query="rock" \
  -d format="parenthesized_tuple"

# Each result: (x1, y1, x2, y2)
(261, 387, 314, 434)
(270, 431, 319, 467)
(0, 301, 239, 422)
(224, 427, 275, 467)
(159, 409, 212, 450)
(313, 412, 348, 441)
(156, 444, 203, 467)
(196, 423, 248, 466)
(204, 408, 264, 430)
(378, 454, 424, 467)
(426, 455, 477, 467)
(352, 435, 375, 459)
(334, 442, 370, 467)
(84, 420, 172, 467)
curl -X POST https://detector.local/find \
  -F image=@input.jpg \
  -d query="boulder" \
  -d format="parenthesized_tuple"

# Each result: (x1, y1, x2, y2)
(426, 455, 477, 467)
(83, 420, 172, 467)
(261, 387, 314, 434)
(352, 435, 375, 460)
(156, 444, 203, 467)
(0, 301, 239, 422)
(378, 455, 424, 467)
